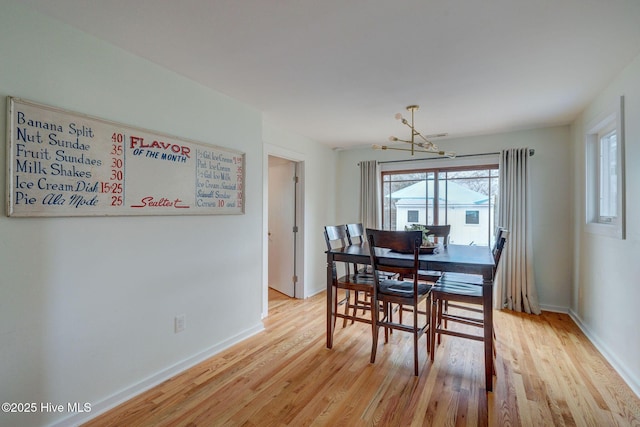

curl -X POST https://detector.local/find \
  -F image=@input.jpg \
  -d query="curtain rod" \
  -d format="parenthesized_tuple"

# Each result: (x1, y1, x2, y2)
(373, 148, 535, 165)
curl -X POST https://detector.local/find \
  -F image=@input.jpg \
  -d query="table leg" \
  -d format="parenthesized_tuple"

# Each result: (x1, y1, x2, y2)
(483, 280, 493, 392)
(326, 256, 335, 349)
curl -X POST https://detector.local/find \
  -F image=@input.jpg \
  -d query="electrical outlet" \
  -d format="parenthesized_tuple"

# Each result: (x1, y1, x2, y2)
(174, 314, 186, 333)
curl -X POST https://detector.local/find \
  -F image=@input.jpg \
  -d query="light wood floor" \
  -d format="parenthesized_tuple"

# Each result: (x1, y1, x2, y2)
(84, 289, 640, 426)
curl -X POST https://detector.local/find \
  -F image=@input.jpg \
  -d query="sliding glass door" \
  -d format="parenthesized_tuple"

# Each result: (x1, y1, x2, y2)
(381, 166, 499, 246)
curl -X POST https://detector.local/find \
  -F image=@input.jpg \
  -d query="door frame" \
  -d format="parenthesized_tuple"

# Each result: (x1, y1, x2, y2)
(262, 144, 306, 318)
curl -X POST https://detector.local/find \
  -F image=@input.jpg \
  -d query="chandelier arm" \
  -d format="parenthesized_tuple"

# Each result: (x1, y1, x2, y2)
(415, 131, 432, 145)
(373, 144, 456, 157)
(400, 124, 438, 148)
(373, 145, 417, 152)
(381, 104, 455, 157)
(396, 138, 438, 151)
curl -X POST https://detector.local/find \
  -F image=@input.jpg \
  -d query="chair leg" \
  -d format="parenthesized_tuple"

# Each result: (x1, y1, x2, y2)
(414, 333, 419, 376)
(436, 299, 446, 345)
(332, 286, 338, 331)
(350, 291, 358, 325)
(371, 301, 379, 364)
(413, 304, 419, 376)
(492, 326, 497, 376)
(383, 303, 390, 343)
(362, 292, 370, 315)
(426, 295, 431, 353)
(430, 296, 437, 361)
(443, 300, 449, 328)
(342, 290, 350, 328)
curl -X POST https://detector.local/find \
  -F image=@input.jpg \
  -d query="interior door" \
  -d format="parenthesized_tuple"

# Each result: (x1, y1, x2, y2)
(268, 156, 296, 297)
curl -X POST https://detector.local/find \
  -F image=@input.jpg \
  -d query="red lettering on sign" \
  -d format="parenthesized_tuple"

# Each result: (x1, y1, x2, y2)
(131, 196, 191, 209)
(129, 135, 191, 158)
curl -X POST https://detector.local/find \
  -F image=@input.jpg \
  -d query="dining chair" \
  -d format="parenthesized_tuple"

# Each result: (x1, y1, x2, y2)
(397, 224, 451, 323)
(366, 228, 432, 376)
(418, 224, 451, 282)
(324, 225, 374, 331)
(347, 223, 395, 280)
(440, 227, 505, 321)
(399, 224, 451, 282)
(345, 223, 382, 317)
(429, 229, 509, 379)
(345, 223, 372, 277)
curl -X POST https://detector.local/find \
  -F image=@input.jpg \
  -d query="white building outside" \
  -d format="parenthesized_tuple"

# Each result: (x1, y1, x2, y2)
(390, 180, 494, 246)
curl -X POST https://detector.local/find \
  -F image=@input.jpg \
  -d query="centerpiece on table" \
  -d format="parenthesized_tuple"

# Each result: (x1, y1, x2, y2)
(404, 224, 439, 253)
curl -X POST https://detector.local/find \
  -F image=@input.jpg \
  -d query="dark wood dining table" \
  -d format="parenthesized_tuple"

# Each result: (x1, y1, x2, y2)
(326, 243, 497, 391)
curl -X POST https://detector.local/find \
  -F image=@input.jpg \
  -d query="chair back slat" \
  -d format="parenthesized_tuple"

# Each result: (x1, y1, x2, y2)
(346, 223, 365, 245)
(366, 229, 422, 281)
(492, 229, 509, 272)
(368, 229, 422, 254)
(407, 224, 451, 246)
(425, 225, 451, 246)
(491, 226, 505, 252)
(324, 225, 355, 278)
(324, 225, 348, 250)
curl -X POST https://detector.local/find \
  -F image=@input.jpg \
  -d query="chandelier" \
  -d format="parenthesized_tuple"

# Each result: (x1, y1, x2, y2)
(373, 105, 455, 158)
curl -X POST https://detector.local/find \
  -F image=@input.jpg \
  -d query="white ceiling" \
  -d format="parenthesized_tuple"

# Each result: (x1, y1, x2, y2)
(21, 0, 640, 150)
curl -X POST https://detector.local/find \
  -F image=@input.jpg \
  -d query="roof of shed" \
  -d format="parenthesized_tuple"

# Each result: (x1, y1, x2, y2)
(390, 180, 489, 205)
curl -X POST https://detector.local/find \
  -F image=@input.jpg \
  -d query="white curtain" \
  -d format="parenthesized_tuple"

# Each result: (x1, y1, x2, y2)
(495, 148, 541, 314)
(359, 160, 379, 229)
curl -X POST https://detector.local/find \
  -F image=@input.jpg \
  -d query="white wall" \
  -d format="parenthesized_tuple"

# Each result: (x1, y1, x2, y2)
(336, 126, 573, 311)
(0, 3, 264, 426)
(570, 52, 640, 396)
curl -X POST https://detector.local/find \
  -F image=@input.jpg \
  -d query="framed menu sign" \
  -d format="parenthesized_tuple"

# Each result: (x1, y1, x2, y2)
(6, 97, 245, 217)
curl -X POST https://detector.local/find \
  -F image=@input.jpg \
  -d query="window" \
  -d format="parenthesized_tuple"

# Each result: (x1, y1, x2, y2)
(585, 96, 625, 239)
(598, 128, 617, 221)
(466, 210, 480, 225)
(381, 165, 499, 246)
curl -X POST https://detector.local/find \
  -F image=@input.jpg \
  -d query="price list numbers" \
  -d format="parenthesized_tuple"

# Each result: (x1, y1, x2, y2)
(234, 155, 244, 210)
(100, 132, 125, 207)
(195, 149, 244, 210)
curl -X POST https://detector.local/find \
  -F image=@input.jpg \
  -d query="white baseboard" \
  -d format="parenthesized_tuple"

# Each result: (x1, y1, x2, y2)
(50, 323, 265, 427)
(306, 286, 326, 298)
(539, 304, 569, 313)
(568, 309, 640, 399)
